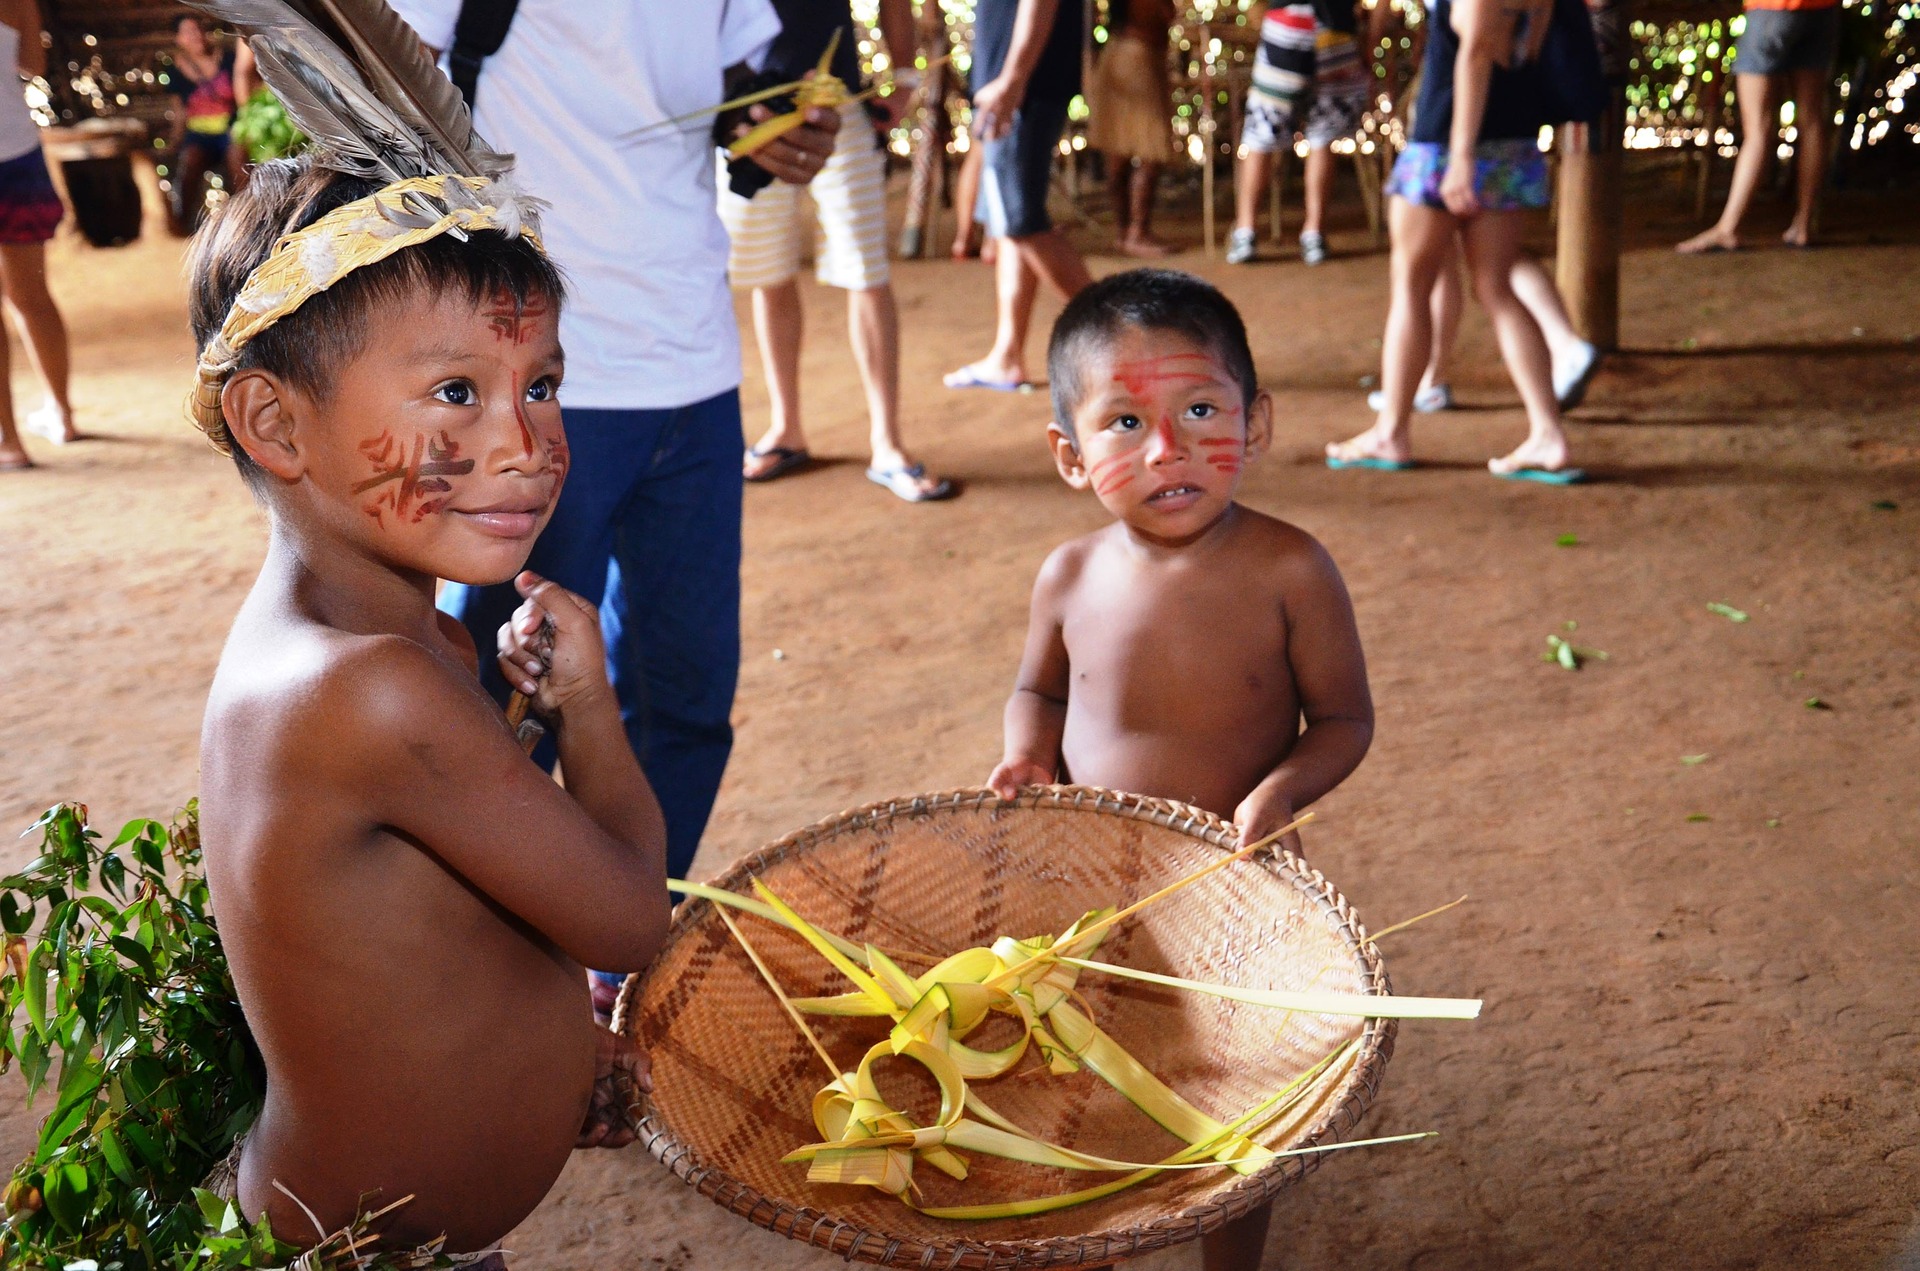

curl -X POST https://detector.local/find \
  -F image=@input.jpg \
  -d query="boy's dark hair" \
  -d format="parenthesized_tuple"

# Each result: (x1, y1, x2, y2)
(187, 158, 566, 488)
(1046, 269, 1257, 440)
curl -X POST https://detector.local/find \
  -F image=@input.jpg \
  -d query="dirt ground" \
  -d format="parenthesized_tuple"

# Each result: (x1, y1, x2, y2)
(2, 166, 1917, 1270)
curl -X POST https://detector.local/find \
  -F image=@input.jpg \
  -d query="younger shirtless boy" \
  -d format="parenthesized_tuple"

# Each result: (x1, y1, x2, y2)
(986, 269, 1374, 1269)
(191, 159, 670, 1261)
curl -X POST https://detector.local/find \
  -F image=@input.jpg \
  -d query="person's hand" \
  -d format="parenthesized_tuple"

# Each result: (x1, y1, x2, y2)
(871, 68, 921, 130)
(987, 757, 1055, 801)
(496, 570, 611, 724)
(970, 71, 1028, 142)
(1233, 789, 1303, 857)
(1439, 157, 1479, 218)
(577, 1024, 650, 1150)
(737, 91, 840, 185)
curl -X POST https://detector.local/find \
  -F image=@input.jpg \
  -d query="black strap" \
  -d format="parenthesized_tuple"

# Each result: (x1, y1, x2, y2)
(448, 0, 521, 108)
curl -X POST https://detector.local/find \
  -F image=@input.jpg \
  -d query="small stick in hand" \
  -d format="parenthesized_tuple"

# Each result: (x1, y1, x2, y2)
(504, 614, 555, 755)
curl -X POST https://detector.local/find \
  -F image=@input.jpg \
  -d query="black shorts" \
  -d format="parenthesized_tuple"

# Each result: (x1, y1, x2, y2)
(1732, 7, 1840, 76)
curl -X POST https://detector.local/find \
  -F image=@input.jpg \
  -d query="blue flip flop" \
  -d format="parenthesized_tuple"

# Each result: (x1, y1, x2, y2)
(1494, 466, 1588, 485)
(1326, 455, 1417, 472)
(944, 365, 1033, 393)
(867, 462, 956, 503)
(743, 445, 811, 483)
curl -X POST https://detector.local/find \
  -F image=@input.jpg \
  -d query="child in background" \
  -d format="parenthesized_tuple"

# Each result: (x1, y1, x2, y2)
(987, 268, 1374, 1268)
(190, 156, 669, 1261)
(1088, 0, 1178, 257)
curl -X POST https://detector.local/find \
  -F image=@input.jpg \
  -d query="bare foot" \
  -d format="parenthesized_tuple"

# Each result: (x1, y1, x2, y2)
(1326, 427, 1412, 466)
(1781, 225, 1812, 249)
(1489, 435, 1572, 476)
(577, 1024, 649, 1150)
(1676, 227, 1739, 254)
(0, 443, 31, 472)
(743, 430, 810, 480)
(1119, 233, 1174, 259)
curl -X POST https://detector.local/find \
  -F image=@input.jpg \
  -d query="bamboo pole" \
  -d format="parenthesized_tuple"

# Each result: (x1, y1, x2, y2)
(1555, 0, 1628, 351)
(1201, 22, 1216, 255)
(898, 0, 953, 259)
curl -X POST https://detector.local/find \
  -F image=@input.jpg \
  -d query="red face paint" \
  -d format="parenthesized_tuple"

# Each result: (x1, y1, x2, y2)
(355, 429, 474, 525)
(482, 288, 551, 347)
(510, 372, 538, 456)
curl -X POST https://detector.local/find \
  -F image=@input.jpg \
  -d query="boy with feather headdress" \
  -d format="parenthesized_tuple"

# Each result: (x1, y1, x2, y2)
(181, 0, 669, 1258)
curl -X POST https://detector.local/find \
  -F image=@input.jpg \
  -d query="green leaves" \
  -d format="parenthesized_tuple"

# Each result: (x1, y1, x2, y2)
(1705, 602, 1749, 623)
(0, 802, 271, 1269)
(1544, 633, 1609, 671)
(1555, 533, 1581, 548)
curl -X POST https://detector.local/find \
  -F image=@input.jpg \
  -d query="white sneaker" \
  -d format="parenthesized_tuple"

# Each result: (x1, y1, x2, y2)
(1225, 227, 1257, 265)
(1553, 341, 1600, 411)
(1366, 383, 1454, 413)
(1299, 231, 1327, 265)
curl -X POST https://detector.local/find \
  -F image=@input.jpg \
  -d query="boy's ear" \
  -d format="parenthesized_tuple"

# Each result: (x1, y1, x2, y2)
(1244, 391, 1275, 460)
(222, 370, 305, 481)
(1046, 421, 1091, 490)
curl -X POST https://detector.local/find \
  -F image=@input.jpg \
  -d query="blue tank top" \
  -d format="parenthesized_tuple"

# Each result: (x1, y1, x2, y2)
(1411, 0, 1544, 144)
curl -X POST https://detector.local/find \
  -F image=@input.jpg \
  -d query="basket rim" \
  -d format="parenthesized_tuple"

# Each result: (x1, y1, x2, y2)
(616, 785, 1399, 1270)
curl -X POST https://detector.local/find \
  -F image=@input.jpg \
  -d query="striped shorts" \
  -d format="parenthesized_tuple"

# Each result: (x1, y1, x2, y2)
(718, 101, 890, 292)
(1241, 3, 1370, 152)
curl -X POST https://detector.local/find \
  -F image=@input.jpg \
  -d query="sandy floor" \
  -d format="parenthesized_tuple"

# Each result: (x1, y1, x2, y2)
(2, 172, 1917, 1270)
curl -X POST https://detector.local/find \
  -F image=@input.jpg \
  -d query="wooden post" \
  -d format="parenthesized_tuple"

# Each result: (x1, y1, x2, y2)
(1201, 22, 1216, 255)
(1555, 0, 1628, 350)
(898, 0, 952, 259)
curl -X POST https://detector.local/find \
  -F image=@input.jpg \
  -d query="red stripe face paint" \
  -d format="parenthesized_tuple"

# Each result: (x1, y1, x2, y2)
(1111, 353, 1219, 400)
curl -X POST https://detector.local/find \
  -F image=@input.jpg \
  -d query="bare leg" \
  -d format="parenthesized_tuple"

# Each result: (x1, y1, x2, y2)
(1460, 211, 1572, 473)
(1329, 197, 1453, 464)
(952, 142, 986, 259)
(0, 271, 25, 470)
(1782, 67, 1829, 246)
(1425, 240, 1467, 391)
(1232, 148, 1277, 235)
(1301, 144, 1335, 238)
(948, 229, 1089, 386)
(1678, 72, 1778, 252)
(742, 279, 807, 476)
(1508, 254, 1586, 366)
(0, 243, 76, 442)
(1106, 152, 1132, 240)
(1202, 1202, 1274, 1271)
(1122, 160, 1173, 256)
(171, 142, 211, 235)
(848, 283, 943, 495)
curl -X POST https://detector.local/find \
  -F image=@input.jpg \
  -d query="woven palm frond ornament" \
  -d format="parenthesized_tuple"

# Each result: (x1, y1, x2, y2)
(184, 0, 545, 454)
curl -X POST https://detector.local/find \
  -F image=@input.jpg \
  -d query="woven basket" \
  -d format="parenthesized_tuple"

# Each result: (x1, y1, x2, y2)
(614, 787, 1397, 1269)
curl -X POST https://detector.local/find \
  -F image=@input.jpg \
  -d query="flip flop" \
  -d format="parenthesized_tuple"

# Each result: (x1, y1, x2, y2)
(743, 445, 811, 483)
(867, 462, 956, 503)
(944, 364, 1032, 393)
(1493, 466, 1588, 485)
(1326, 455, 1416, 472)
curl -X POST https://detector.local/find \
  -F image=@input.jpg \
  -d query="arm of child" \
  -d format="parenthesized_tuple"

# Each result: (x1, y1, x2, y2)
(335, 597, 670, 975)
(1234, 540, 1375, 853)
(989, 548, 1076, 799)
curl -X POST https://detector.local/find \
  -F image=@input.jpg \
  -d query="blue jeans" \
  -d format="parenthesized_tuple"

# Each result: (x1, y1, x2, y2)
(439, 390, 745, 886)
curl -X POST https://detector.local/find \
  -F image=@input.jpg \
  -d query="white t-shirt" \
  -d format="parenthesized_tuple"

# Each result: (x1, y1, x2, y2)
(389, 0, 780, 410)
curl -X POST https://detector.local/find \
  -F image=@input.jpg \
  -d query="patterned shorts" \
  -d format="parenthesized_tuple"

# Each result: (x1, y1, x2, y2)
(1385, 139, 1550, 211)
(1241, 3, 1370, 152)
(719, 101, 890, 291)
(0, 147, 64, 245)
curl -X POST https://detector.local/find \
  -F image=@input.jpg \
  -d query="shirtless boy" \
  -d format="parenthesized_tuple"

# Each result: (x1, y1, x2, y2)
(191, 159, 670, 1260)
(986, 269, 1374, 1269)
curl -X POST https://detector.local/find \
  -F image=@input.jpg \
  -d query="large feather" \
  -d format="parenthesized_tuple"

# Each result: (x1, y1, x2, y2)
(187, 0, 507, 180)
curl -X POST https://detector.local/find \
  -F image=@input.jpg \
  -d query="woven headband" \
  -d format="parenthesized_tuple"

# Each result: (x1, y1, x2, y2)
(190, 173, 545, 455)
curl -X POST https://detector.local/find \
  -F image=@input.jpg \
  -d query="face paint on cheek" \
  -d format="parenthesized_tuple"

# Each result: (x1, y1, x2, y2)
(1086, 450, 1137, 497)
(354, 429, 475, 525)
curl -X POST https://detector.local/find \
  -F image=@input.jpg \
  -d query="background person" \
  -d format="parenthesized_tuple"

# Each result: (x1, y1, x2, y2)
(723, 0, 954, 502)
(943, 0, 1094, 393)
(1087, 0, 1178, 258)
(165, 16, 247, 234)
(1226, 0, 1370, 266)
(1676, 0, 1838, 251)
(0, 0, 73, 468)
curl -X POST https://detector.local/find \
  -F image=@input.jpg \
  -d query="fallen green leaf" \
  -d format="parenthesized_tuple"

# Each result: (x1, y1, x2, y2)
(1680, 754, 1709, 765)
(1564, 620, 1579, 631)
(1686, 814, 1711, 823)
(1765, 818, 1781, 828)
(1545, 634, 1608, 670)
(1705, 602, 1749, 623)
(1805, 697, 1831, 710)
(1555, 533, 1580, 547)
(1870, 500, 1897, 511)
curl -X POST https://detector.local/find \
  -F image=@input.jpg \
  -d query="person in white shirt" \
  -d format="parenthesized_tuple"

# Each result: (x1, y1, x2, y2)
(389, 0, 837, 988)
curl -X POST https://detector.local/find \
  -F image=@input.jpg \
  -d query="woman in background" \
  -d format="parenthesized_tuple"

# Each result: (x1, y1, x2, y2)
(165, 15, 246, 234)
(0, 0, 77, 468)
(1088, 0, 1178, 256)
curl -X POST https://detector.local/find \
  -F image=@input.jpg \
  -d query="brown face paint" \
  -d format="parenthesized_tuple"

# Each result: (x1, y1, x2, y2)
(482, 288, 552, 347)
(355, 429, 475, 525)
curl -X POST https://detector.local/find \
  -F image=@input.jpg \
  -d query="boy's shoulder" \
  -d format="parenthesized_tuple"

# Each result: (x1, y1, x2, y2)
(1032, 524, 1122, 596)
(1225, 503, 1346, 584)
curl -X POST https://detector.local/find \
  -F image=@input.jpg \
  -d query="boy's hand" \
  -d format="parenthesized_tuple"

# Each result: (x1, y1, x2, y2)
(987, 758, 1055, 801)
(497, 570, 612, 724)
(577, 1024, 650, 1150)
(1235, 790, 1304, 857)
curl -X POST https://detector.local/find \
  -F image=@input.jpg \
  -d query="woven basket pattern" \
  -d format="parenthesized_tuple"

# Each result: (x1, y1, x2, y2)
(616, 787, 1396, 1269)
